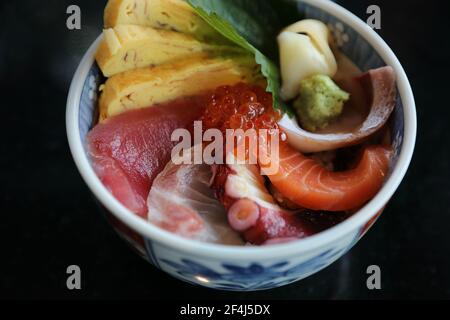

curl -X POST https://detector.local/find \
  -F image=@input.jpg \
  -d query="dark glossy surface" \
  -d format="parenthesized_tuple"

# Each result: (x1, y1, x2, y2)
(1, 0, 449, 299)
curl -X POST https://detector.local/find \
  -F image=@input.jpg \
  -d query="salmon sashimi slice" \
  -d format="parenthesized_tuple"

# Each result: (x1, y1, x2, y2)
(260, 140, 392, 212)
(87, 97, 205, 218)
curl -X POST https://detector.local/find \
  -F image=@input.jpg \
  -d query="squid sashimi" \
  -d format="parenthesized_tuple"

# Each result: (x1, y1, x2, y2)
(260, 138, 392, 212)
(147, 147, 243, 245)
(87, 97, 205, 218)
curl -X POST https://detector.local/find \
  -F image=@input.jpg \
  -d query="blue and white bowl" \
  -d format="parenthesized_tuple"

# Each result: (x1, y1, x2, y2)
(66, 0, 416, 291)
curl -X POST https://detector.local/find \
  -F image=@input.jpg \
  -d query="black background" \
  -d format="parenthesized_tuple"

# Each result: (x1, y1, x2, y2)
(1, 0, 449, 299)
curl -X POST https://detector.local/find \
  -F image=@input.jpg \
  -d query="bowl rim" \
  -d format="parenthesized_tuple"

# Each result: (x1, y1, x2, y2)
(66, 0, 416, 261)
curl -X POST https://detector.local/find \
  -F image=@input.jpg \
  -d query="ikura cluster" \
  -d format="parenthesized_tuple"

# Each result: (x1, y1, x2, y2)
(201, 83, 281, 132)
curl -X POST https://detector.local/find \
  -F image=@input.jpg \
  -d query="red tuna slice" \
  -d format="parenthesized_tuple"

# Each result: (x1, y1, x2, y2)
(86, 97, 205, 218)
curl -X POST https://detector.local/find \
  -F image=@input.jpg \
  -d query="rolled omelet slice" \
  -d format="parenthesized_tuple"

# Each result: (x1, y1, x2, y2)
(96, 25, 234, 77)
(104, 0, 219, 41)
(98, 55, 265, 122)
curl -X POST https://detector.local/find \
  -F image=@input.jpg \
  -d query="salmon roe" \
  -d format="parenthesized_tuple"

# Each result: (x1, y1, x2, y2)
(201, 83, 281, 132)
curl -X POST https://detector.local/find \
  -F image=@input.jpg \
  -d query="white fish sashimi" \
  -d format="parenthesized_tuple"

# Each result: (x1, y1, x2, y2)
(147, 147, 244, 245)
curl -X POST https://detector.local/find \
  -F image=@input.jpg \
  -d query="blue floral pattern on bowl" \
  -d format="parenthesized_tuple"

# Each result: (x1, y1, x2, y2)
(159, 247, 348, 290)
(142, 230, 358, 290)
(75, 1, 405, 290)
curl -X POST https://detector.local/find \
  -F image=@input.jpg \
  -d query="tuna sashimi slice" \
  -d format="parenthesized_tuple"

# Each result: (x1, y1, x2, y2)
(87, 97, 205, 218)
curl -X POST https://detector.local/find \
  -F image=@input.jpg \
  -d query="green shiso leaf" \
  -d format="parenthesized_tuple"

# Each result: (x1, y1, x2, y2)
(187, 0, 293, 115)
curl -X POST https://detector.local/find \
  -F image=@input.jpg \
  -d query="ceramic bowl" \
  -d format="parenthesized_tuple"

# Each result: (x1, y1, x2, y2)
(66, 0, 416, 291)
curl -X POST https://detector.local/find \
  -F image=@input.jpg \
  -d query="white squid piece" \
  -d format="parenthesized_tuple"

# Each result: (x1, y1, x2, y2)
(278, 19, 338, 101)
